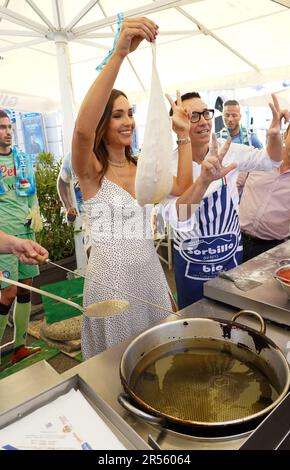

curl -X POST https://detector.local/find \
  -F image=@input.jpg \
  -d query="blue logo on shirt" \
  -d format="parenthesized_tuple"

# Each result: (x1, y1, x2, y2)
(180, 233, 238, 265)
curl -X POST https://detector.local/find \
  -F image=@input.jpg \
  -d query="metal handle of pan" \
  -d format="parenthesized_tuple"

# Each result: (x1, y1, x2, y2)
(118, 393, 164, 425)
(231, 310, 266, 335)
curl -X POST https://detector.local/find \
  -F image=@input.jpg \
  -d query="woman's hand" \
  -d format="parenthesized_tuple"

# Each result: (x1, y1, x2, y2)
(200, 134, 237, 185)
(166, 90, 190, 137)
(114, 17, 159, 59)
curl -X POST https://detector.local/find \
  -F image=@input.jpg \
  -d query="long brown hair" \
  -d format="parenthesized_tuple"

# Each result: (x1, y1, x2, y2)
(94, 89, 137, 183)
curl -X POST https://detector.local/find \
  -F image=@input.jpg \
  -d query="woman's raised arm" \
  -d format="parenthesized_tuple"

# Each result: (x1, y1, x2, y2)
(72, 17, 158, 179)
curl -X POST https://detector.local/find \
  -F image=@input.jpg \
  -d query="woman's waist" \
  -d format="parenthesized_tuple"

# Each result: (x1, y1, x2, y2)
(90, 239, 156, 262)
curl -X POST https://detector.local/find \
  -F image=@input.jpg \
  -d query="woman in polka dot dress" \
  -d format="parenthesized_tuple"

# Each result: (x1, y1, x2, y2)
(72, 17, 192, 358)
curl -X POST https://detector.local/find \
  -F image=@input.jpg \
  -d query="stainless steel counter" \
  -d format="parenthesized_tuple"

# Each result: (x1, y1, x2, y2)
(0, 360, 62, 413)
(204, 240, 290, 326)
(1, 242, 290, 449)
(62, 298, 290, 450)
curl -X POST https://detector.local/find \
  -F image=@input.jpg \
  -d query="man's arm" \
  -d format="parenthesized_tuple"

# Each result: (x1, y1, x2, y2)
(57, 175, 78, 222)
(266, 94, 289, 162)
(174, 176, 210, 221)
(170, 136, 236, 222)
(0, 231, 48, 263)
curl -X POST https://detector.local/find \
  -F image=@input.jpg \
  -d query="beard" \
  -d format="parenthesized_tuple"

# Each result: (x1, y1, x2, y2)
(228, 124, 240, 135)
(0, 141, 11, 148)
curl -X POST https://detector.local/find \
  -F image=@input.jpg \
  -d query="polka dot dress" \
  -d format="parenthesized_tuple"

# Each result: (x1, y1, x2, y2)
(82, 177, 171, 359)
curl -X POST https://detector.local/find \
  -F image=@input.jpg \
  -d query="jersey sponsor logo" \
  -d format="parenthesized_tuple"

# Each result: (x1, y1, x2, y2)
(0, 165, 16, 178)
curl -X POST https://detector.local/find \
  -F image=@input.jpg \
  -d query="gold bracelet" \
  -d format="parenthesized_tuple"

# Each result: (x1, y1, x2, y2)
(176, 137, 191, 145)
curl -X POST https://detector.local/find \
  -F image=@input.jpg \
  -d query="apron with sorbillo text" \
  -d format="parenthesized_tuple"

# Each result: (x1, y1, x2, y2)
(173, 184, 243, 309)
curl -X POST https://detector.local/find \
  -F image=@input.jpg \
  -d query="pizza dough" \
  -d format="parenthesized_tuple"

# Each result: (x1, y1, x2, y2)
(135, 43, 173, 206)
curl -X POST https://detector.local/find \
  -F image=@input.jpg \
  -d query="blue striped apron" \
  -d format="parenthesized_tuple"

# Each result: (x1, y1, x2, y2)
(173, 183, 243, 308)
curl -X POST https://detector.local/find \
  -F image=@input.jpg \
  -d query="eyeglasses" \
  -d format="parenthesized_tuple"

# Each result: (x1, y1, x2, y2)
(190, 109, 214, 123)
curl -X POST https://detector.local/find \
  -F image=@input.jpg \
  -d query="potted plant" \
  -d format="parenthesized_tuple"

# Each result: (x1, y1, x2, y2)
(32, 151, 76, 302)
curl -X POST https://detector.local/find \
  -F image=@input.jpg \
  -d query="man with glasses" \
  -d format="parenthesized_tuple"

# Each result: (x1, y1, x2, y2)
(217, 99, 262, 149)
(164, 92, 287, 308)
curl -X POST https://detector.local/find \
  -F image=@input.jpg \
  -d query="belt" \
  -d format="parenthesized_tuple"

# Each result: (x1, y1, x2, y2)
(241, 232, 284, 244)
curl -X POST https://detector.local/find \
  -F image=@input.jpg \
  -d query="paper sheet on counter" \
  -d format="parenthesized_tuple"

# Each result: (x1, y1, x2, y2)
(0, 389, 126, 450)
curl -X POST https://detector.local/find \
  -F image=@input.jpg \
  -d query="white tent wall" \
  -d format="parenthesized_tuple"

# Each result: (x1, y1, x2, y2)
(1, 0, 289, 272)
(1, 1, 290, 115)
(239, 87, 290, 108)
(1, 0, 289, 157)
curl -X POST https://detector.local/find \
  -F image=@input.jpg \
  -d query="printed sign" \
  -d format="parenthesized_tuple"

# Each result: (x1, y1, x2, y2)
(21, 114, 47, 157)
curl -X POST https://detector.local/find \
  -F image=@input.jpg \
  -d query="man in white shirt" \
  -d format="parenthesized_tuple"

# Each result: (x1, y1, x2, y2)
(57, 154, 91, 259)
(164, 92, 288, 309)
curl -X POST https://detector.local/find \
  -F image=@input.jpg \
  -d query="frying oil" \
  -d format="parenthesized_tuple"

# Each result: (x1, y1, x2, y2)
(130, 339, 279, 422)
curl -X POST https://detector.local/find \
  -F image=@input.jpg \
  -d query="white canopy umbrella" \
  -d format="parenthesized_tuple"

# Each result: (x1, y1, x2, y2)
(239, 87, 290, 108)
(0, 0, 290, 153)
(1, 0, 289, 272)
(0, 88, 59, 113)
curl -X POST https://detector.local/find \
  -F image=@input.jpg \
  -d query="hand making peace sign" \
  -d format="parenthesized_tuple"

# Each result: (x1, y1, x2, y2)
(166, 90, 191, 136)
(268, 93, 290, 138)
(200, 134, 237, 185)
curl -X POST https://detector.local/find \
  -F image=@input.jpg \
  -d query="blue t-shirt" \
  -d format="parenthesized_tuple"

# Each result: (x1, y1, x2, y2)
(217, 127, 263, 149)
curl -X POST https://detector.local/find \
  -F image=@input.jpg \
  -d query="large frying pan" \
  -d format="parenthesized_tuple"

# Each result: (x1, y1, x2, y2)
(119, 311, 290, 433)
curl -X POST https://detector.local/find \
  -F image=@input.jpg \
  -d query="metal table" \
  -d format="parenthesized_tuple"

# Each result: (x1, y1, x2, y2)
(204, 240, 290, 326)
(0, 360, 62, 413)
(62, 298, 290, 450)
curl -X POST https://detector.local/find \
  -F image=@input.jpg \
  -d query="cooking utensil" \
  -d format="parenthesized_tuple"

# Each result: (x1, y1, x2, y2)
(32, 254, 178, 317)
(0, 276, 129, 318)
(119, 310, 290, 432)
(219, 271, 263, 291)
(273, 274, 290, 284)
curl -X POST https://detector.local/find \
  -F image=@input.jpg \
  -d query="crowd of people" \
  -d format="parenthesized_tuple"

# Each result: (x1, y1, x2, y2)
(0, 15, 289, 366)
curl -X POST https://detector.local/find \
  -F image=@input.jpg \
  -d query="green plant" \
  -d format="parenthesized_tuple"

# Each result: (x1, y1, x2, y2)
(35, 151, 75, 261)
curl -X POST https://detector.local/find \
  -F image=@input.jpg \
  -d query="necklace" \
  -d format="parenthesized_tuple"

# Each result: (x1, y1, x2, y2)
(108, 161, 136, 199)
(108, 158, 128, 168)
